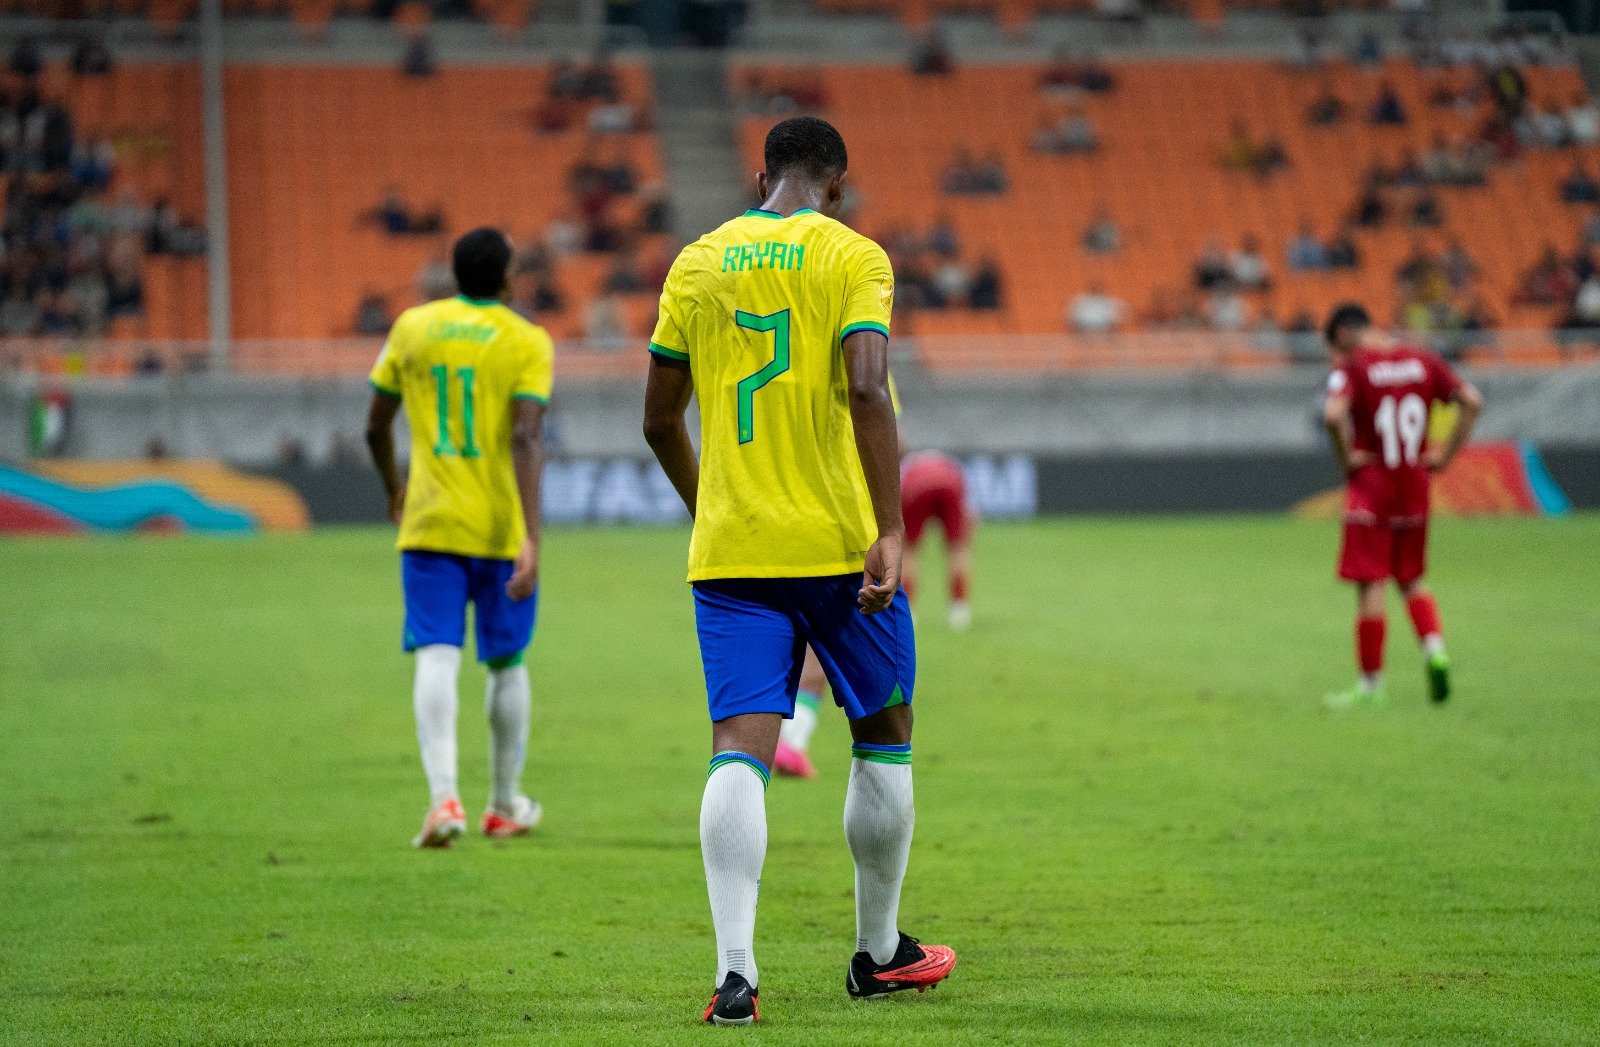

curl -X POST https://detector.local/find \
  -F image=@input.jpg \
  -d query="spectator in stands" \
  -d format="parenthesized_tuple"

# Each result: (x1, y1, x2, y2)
(1306, 81, 1346, 127)
(1407, 186, 1443, 228)
(969, 255, 1003, 310)
(147, 198, 207, 257)
(1193, 240, 1232, 292)
(355, 292, 393, 335)
(1205, 288, 1249, 331)
(975, 150, 1008, 192)
(911, 29, 954, 77)
(1369, 81, 1408, 126)
(1567, 91, 1600, 146)
(1562, 161, 1600, 205)
(105, 259, 145, 320)
(1350, 31, 1383, 68)
(402, 36, 437, 78)
(942, 149, 1007, 195)
(9, 35, 42, 79)
(1033, 106, 1099, 155)
(1559, 273, 1600, 346)
(417, 252, 455, 301)
(1144, 287, 1202, 330)
(588, 97, 638, 134)
(70, 36, 112, 77)
(1582, 205, 1600, 249)
(1083, 206, 1121, 255)
(639, 184, 673, 235)
(1069, 284, 1124, 333)
(1515, 244, 1576, 306)
(1094, 0, 1145, 37)
(1391, 147, 1425, 188)
(1326, 224, 1361, 270)
(603, 246, 645, 293)
(1040, 47, 1115, 95)
(933, 255, 973, 306)
(1351, 178, 1388, 229)
(1284, 309, 1321, 361)
(1286, 222, 1327, 271)
(545, 211, 584, 257)
(1221, 119, 1256, 172)
(1230, 235, 1270, 291)
(1440, 237, 1479, 290)
(577, 53, 621, 103)
(1485, 61, 1528, 117)
(926, 214, 960, 258)
(1519, 101, 1570, 149)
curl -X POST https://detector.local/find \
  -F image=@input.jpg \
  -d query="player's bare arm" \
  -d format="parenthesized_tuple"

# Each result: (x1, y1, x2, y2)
(1322, 388, 1374, 475)
(365, 389, 405, 523)
(643, 354, 699, 517)
(845, 327, 903, 614)
(506, 396, 546, 600)
(1423, 381, 1485, 473)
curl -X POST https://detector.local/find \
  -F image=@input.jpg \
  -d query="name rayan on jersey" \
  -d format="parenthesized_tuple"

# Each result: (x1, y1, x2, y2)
(722, 241, 806, 273)
(427, 320, 499, 344)
(1368, 358, 1427, 386)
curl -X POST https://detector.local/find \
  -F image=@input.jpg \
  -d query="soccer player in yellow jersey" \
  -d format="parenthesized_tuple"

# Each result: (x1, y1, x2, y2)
(365, 228, 552, 849)
(643, 117, 956, 1025)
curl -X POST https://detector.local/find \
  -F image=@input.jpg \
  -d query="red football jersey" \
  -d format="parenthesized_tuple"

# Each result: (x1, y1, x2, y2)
(1329, 343, 1463, 524)
(901, 451, 965, 503)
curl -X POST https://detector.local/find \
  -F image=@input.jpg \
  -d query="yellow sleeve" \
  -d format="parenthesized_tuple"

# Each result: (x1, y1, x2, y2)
(513, 325, 554, 403)
(840, 239, 894, 342)
(648, 251, 691, 362)
(888, 372, 902, 417)
(369, 316, 406, 395)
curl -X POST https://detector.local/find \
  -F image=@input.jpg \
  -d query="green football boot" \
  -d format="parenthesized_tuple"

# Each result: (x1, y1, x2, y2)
(1426, 651, 1452, 704)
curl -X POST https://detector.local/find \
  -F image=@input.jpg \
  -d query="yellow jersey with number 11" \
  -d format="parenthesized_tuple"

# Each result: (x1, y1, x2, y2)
(370, 295, 554, 561)
(649, 207, 894, 582)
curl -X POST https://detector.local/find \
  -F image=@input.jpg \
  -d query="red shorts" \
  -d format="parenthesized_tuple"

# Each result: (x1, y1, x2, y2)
(1338, 465, 1431, 584)
(904, 485, 971, 547)
(1338, 519, 1429, 584)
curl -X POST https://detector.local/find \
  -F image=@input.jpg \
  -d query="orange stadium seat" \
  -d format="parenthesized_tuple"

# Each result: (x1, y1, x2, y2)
(733, 58, 1592, 370)
(223, 62, 664, 362)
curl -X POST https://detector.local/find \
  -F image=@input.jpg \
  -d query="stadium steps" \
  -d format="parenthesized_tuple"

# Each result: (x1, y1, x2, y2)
(652, 49, 751, 240)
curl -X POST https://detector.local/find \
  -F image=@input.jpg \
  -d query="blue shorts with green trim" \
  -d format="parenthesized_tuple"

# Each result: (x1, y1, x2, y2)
(692, 575, 915, 723)
(401, 550, 537, 665)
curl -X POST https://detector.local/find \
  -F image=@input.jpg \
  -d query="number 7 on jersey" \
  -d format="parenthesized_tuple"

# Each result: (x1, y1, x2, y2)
(734, 309, 791, 444)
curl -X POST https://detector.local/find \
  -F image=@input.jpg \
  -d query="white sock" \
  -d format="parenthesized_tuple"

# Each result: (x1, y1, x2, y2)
(485, 661, 531, 812)
(701, 753, 769, 988)
(413, 644, 461, 804)
(780, 691, 822, 752)
(1422, 634, 1446, 657)
(1359, 671, 1383, 695)
(844, 747, 914, 965)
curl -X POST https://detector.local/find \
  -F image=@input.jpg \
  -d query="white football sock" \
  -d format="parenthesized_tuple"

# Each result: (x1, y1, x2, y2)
(780, 691, 822, 752)
(1359, 671, 1384, 695)
(1421, 634, 1446, 657)
(413, 644, 461, 804)
(845, 747, 914, 965)
(701, 753, 769, 988)
(485, 661, 531, 812)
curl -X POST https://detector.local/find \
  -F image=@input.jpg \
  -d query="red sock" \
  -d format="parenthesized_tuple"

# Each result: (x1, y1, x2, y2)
(1406, 593, 1443, 643)
(901, 577, 914, 600)
(1356, 616, 1386, 675)
(950, 572, 969, 603)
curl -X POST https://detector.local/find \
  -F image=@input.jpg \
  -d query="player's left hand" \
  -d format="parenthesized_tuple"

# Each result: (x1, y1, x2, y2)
(506, 539, 539, 601)
(859, 530, 903, 615)
(1421, 448, 1450, 473)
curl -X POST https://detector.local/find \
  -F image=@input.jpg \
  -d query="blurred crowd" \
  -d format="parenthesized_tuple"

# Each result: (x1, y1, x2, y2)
(1, 38, 205, 339)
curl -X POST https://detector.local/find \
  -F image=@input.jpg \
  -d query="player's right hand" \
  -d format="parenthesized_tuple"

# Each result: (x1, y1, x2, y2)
(1344, 449, 1376, 475)
(387, 484, 406, 525)
(506, 539, 538, 601)
(859, 530, 903, 615)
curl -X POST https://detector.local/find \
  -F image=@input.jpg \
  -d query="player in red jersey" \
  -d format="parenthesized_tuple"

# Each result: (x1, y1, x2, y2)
(900, 450, 976, 630)
(774, 447, 976, 779)
(1321, 304, 1483, 708)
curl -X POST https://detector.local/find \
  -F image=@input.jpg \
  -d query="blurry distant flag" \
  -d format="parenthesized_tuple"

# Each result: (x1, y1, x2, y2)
(29, 390, 70, 457)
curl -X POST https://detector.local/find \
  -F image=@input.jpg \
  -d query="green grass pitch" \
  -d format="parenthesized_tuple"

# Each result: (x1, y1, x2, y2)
(3, 516, 1598, 1045)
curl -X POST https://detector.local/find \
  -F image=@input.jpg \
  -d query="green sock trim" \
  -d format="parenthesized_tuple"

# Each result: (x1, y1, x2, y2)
(708, 751, 770, 789)
(485, 650, 525, 670)
(851, 743, 912, 766)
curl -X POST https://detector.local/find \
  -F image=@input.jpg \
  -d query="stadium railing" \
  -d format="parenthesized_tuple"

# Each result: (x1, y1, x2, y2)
(2, 331, 1595, 383)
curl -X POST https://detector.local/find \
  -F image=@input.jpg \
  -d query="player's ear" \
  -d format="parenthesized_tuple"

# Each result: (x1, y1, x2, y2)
(756, 171, 769, 201)
(827, 172, 844, 207)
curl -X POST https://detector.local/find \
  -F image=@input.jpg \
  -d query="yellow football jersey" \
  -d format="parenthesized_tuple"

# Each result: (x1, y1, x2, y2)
(650, 207, 894, 582)
(370, 295, 553, 560)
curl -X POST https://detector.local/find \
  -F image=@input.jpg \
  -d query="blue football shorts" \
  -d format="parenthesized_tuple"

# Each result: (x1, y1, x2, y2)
(692, 575, 915, 723)
(400, 550, 538, 666)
